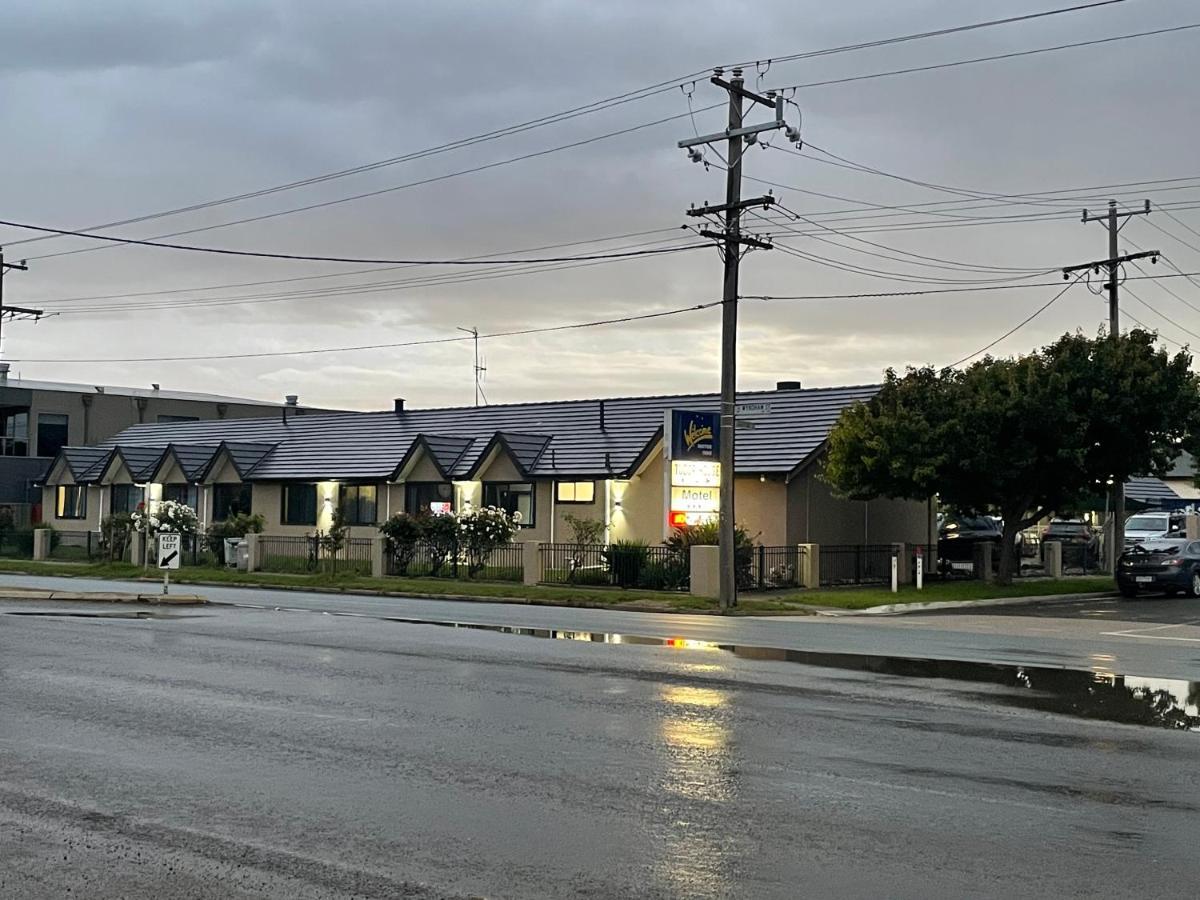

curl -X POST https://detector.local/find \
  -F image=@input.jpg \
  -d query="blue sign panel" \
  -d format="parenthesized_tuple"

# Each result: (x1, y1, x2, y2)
(670, 409, 720, 460)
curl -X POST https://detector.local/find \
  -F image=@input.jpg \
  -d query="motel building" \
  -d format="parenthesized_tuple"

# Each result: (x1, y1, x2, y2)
(39, 382, 931, 552)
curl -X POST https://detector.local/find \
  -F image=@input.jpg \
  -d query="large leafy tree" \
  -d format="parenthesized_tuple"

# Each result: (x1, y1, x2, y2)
(824, 329, 1200, 583)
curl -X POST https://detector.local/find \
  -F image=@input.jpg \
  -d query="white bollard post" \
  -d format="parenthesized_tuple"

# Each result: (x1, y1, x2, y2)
(891, 553, 898, 593)
(916, 548, 924, 590)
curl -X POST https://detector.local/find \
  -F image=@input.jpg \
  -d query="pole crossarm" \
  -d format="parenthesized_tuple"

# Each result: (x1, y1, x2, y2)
(698, 230, 774, 250)
(1062, 249, 1159, 277)
(687, 196, 775, 217)
(1083, 199, 1150, 222)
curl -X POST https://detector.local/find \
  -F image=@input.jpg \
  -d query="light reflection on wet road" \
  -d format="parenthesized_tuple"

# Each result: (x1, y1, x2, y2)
(1, 601, 1198, 899)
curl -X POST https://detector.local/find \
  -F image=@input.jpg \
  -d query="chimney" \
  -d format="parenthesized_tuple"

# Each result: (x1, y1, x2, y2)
(394, 398, 405, 413)
(285, 394, 299, 407)
(151, 383, 160, 392)
(776, 380, 803, 391)
(0, 362, 9, 383)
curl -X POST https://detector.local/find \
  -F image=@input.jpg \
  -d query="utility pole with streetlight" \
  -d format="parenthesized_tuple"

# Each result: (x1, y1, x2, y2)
(678, 68, 798, 610)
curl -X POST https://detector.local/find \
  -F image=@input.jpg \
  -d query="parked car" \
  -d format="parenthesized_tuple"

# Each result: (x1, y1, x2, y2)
(1116, 538, 1200, 598)
(1042, 519, 1100, 553)
(938, 514, 1002, 566)
(1124, 512, 1186, 546)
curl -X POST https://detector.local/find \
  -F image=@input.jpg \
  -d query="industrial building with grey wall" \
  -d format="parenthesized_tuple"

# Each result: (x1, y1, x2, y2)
(0, 365, 329, 518)
(40, 383, 933, 548)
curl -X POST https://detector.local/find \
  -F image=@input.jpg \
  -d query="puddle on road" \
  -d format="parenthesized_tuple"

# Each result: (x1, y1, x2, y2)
(378, 616, 1200, 732)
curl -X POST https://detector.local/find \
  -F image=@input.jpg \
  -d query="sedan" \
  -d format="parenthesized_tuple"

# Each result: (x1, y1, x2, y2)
(1116, 539, 1200, 599)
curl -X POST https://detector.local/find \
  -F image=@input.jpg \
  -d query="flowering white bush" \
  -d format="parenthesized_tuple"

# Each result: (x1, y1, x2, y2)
(132, 499, 199, 536)
(456, 505, 519, 575)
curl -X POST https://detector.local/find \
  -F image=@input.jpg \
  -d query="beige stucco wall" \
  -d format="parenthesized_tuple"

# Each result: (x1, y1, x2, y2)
(735, 476, 787, 546)
(401, 453, 444, 483)
(475, 448, 522, 483)
(41, 483, 102, 531)
(155, 456, 188, 485)
(251, 481, 381, 538)
(205, 454, 243, 485)
(612, 453, 665, 543)
(551, 481, 606, 543)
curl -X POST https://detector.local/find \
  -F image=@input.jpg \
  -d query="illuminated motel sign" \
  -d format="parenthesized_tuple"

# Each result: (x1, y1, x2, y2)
(664, 409, 721, 529)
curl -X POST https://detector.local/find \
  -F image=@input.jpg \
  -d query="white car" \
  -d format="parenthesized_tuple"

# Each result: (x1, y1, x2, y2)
(1124, 512, 1186, 546)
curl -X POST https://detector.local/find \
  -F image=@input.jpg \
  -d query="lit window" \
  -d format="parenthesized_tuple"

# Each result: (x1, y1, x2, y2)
(56, 485, 87, 519)
(556, 481, 595, 504)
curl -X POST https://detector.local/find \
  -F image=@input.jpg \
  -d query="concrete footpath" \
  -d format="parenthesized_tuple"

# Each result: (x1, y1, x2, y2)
(0, 587, 205, 605)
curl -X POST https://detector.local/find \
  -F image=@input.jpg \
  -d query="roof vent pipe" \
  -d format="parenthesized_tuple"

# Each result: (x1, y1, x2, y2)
(285, 395, 299, 406)
(394, 398, 405, 412)
(776, 380, 803, 391)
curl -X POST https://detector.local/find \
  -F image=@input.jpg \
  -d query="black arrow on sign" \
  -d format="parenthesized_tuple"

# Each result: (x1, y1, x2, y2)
(160, 551, 178, 567)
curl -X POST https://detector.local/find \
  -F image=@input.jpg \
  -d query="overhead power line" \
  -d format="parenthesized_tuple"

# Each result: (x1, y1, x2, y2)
(0, 218, 709, 266)
(947, 273, 1084, 367)
(17, 107, 723, 263)
(41, 235, 700, 315)
(9, 301, 723, 364)
(3, 1, 1128, 251)
(741, 270, 1200, 301)
(41, 226, 687, 305)
(771, 22, 1200, 93)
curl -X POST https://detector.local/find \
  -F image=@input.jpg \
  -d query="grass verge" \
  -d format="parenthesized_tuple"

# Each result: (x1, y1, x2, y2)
(0, 559, 1113, 614)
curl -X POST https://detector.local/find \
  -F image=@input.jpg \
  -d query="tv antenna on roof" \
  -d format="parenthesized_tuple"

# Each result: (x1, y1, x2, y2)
(458, 326, 488, 407)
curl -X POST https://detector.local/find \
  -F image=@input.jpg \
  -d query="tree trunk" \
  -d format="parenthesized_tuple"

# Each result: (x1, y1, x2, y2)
(997, 520, 1021, 585)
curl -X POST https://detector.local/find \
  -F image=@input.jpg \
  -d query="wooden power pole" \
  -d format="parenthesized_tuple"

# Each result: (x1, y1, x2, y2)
(1061, 200, 1158, 571)
(679, 69, 795, 610)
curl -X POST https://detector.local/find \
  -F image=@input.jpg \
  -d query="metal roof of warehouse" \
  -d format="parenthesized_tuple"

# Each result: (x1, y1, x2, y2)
(51, 385, 879, 482)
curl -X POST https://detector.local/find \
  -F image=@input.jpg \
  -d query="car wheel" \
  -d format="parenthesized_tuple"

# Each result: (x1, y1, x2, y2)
(1191, 571, 1200, 598)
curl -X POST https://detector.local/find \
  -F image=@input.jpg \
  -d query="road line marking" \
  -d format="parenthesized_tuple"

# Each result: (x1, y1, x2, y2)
(1100, 631, 1200, 643)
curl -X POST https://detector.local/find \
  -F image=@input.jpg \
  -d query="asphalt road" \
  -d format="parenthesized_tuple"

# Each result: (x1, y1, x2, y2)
(3, 573, 1200, 679)
(1, 588, 1198, 899)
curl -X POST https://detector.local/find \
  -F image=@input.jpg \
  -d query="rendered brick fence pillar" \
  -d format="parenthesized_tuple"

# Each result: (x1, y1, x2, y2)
(32, 528, 50, 561)
(245, 533, 261, 573)
(689, 545, 720, 598)
(973, 541, 994, 582)
(797, 544, 820, 589)
(1186, 514, 1200, 541)
(370, 535, 386, 578)
(1042, 540, 1063, 579)
(130, 531, 146, 567)
(523, 541, 542, 586)
(892, 542, 910, 584)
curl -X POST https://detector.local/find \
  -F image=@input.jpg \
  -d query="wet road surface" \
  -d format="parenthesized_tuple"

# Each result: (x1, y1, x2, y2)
(1, 595, 1198, 899)
(4, 573, 1200, 679)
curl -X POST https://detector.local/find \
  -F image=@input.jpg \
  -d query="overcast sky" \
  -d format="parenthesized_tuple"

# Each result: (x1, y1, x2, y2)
(1, 0, 1197, 411)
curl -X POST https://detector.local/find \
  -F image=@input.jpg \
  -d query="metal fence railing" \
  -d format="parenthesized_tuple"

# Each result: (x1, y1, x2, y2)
(746, 545, 799, 591)
(386, 539, 524, 582)
(259, 535, 319, 574)
(538, 543, 689, 591)
(1060, 541, 1105, 575)
(819, 544, 896, 587)
(259, 534, 375, 576)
